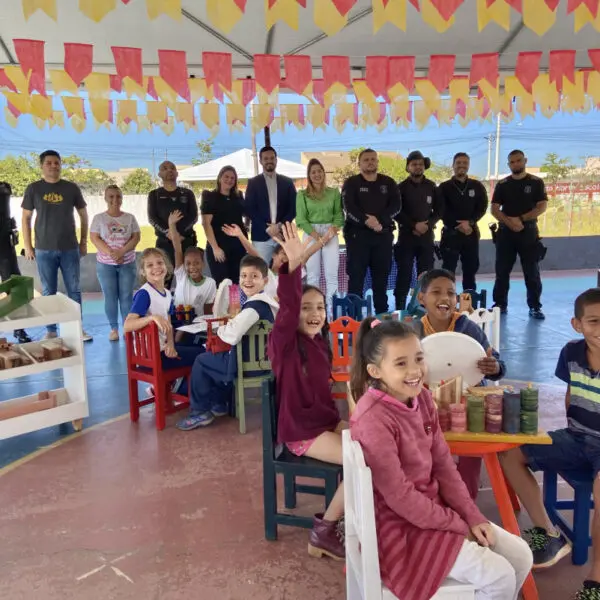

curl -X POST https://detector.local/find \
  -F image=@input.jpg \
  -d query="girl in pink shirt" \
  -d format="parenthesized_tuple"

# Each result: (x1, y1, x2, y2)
(349, 318, 532, 600)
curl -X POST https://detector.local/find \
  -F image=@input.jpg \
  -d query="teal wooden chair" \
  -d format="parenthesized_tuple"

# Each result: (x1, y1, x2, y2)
(234, 319, 273, 434)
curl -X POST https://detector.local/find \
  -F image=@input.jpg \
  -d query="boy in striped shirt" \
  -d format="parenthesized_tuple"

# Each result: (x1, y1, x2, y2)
(501, 288, 600, 600)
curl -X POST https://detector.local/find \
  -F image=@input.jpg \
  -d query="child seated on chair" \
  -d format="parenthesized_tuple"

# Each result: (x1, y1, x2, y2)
(268, 222, 346, 562)
(500, 288, 600, 599)
(123, 248, 201, 369)
(221, 223, 325, 299)
(350, 319, 533, 600)
(176, 254, 279, 431)
(414, 268, 506, 500)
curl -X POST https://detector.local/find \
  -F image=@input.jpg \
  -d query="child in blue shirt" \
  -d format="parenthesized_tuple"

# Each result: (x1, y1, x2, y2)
(414, 268, 506, 500)
(501, 288, 600, 600)
(177, 254, 279, 430)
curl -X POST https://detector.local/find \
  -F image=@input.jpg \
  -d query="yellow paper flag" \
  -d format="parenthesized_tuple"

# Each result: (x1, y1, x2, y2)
(390, 99, 411, 126)
(200, 103, 220, 133)
(79, 0, 117, 22)
(206, 0, 244, 32)
(153, 77, 179, 111)
(306, 105, 328, 130)
(252, 104, 273, 133)
(30, 94, 53, 120)
(159, 117, 175, 136)
(266, 0, 299, 30)
(448, 77, 470, 111)
(22, 0, 57, 20)
(353, 80, 378, 110)
(413, 100, 431, 130)
(3, 92, 31, 114)
(147, 101, 168, 124)
(478, 80, 501, 113)
(324, 82, 348, 110)
(90, 99, 111, 125)
(4, 66, 30, 94)
(71, 115, 87, 133)
(136, 115, 151, 133)
(516, 95, 536, 120)
(189, 78, 209, 103)
(174, 102, 197, 131)
(117, 99, 138, 125)
(414, 79, 441, 112)
(63, 96, 85, 119)
(436, 99, 454, 126)
(372, 0, 406, 32)
(50, 110, 65, 128)
(533, 73, 559, 112)
(574, 4, 600, 32)
(146, 0, 181, 20)
(314, 0, 347, 35)
(4, 107, 19, 128)
(587, 71, 600, 106)
(85, 73, 111, 99)
(49, 70, 79, 96)
(123, 78, 148, 100)
(117, 122, 131, 135)
(561, 71, 585, 114)
(421, 0, 455, 33)
(522, 0, 556, 36)
(226, 104, 247, 131)
(476, 0, 510, 31)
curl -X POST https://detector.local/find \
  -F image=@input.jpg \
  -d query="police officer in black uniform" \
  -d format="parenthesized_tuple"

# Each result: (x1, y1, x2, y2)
(0, 182, 31, 342)
(394, 150, 440, 310)
(438, 152, 488, 291)
(492, 149, 547, 319)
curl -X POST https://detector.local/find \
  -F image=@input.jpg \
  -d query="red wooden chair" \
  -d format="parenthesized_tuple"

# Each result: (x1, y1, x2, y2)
(329, 316, 360, 400)
(125, 323, 192, 431)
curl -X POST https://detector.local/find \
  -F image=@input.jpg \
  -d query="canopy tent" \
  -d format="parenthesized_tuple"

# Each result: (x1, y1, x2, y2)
(1, 1, 600, 133)
(178, 148, 306, 181)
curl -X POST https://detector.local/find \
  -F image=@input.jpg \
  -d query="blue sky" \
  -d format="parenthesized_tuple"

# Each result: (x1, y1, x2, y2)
(1, 93, 599, 177)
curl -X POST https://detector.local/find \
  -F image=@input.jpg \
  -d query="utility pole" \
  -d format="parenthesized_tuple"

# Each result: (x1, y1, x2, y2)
(151, 148, 156, 183)
(494, 113, 501, 179)
(250, 103, 259, 176)
(485, 134, 494, 180)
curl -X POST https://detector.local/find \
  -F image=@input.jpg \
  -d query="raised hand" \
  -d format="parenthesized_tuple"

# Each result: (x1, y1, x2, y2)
(168, 210, 184, 227)
(271, 222, 308, 273)
(222, 224, 243, 238)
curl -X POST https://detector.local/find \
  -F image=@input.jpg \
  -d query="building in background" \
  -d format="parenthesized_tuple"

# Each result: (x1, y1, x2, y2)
(300, 150, 403, 177)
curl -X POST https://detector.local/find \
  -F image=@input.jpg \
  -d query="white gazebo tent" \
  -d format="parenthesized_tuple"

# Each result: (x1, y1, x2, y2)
(178, 149, 307, 181)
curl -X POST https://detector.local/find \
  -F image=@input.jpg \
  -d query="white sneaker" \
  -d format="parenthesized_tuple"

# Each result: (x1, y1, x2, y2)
(82, 330, 93, 342)
(44, 331, 58, 340)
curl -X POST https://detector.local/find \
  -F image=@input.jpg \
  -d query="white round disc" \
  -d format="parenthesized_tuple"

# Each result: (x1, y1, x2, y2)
(421, 331, 487, 387)
(213, 279, 232, 317)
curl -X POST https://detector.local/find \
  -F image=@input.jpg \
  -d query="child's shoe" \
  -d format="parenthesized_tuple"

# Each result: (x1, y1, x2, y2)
(211, 404, 229, 417)
(525, 527, 571, 569)
(574, 581, 600, 599)
(307, 513, 345, 561)
(176, 412, 214, 431)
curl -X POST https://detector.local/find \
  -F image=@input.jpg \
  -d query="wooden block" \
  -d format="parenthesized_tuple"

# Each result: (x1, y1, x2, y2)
(41, 342, 63, 361)
(0, 350, 22, 369)
(0, 337, 9, 350)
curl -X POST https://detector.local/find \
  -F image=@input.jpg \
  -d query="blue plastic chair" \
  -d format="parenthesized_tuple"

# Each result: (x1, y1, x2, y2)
(346, 294, 373, 321)
(332, 294, 356, 320)
(543, 469, 594, 565)
(463, 289, 488, 309)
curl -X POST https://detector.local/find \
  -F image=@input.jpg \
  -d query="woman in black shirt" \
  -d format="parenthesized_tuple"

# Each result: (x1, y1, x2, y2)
(201, 166, 247, 285)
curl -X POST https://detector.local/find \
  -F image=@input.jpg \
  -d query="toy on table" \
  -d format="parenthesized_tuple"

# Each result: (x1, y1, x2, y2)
(520, 384, 539, 435)
(467, 395, 485, 433)
(485, 394, 503, 433)
(503, 390, 521, 434)
(433, 376, 463, 432)
(213, 279, 232, 318)
(450, 403, 467, 432)
(171, 303, 196, 326)
(229, 284, 241, 316)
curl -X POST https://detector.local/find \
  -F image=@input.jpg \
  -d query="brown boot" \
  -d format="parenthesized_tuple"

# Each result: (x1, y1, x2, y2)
(307, 513, 345, 561)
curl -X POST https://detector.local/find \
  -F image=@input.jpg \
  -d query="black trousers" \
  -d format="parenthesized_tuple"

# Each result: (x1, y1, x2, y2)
(345, 229, 393, 315)
(441, 228, 480, 291)
(0, 245, 28, 336)
(492, 224, 542, 310)
(156, 233, 197, 270)
(206, 241, 246, 286)
(394, 231, 435, 310)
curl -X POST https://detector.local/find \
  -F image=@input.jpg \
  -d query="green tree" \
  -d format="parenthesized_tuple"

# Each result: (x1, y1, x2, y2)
(191, 139, 214, 166)
(540, 152, 575, 183)
(427, 163, 454, 184)
(0, 153, 39, 195)
(121, 168, 155, 194)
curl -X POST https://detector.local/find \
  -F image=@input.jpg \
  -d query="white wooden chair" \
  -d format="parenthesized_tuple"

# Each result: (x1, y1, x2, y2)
(467, 306, 501, 352)
(342, 430, 476, 600)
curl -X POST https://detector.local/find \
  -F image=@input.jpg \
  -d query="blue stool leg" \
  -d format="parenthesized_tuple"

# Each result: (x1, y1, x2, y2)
(572, 483, 593, 566)
(543, 471, 558, 514)
(284, 473, 297, 509)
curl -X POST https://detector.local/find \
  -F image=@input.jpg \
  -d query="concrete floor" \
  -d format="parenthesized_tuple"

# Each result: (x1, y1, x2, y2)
(0, 269, 598, 599)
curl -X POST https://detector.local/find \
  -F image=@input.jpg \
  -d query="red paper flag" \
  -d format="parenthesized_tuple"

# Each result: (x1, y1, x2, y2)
(159, 50, 190, 101)
(549, 49, 576, 91)
(470, 53, 499, 87)
(515, 51, 542, 93)
(312, 78, 325, 106)
(322, 55, 351, 91)
(429, 0, 464, 20)
(589, 49, 600, 72)
(0, 69, 17, 92)
(234, 0, 247, 9)
(544, 0, 560, 10)
(332, 0, 357, 15)
(110, 74, 122, 92)
(203, 52, 233, 92)
(408, 0, 420, 9)
(241, 78, 256, 106)
(503, 0, 522, 10)
(366, 56, 389, 97)
(283, 55, 312, 95)
(7, 101, 21, 118)
(254, 54, 281, 94)
(64, 43, 93, 86)
(455, 98, 467, 119)
(147, 77, 159, 100)
(389, 56, 416, 92)
(112, 47, 143, 86)
(428, 54, 455, 92)
(14, 39, 46, 95)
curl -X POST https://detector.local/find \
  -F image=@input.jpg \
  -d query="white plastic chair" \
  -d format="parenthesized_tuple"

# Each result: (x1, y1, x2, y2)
(467, 306, 501, 352)
(342, 430, 475, 600)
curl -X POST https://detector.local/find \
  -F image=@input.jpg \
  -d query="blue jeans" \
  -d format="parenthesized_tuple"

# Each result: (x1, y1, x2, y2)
(35, 248, 81, 333)
(96, 261, 137, 330)
(253, 239, 279, 266)
(189, 351, 237, 415)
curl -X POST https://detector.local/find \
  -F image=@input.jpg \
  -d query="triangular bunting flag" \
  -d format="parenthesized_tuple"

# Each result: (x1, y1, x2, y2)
(79, 0, 117, 22)
(22, 0, 57, 20)
(146, 0, 181, 20)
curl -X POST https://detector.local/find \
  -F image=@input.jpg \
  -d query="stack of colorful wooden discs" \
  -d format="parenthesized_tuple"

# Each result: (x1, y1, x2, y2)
(485, 394, 503, 433)
(503, 391, 521, 434)
(438, 408, 451, 432)
(520, 385, 539, 435)
(467, 395, 485, 433)
(450, 403, 467, 433)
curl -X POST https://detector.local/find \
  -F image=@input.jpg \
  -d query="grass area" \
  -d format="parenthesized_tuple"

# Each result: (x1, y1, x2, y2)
(16, 206, 600, 255)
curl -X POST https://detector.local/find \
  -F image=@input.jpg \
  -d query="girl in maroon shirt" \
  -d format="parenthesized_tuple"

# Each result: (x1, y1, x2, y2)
(350, 319, 532, 600)
(268, 223, 345, 561)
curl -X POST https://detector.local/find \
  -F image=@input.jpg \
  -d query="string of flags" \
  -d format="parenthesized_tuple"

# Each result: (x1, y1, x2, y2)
(20, 0, 600, 35)
(3, 41, 600, 133)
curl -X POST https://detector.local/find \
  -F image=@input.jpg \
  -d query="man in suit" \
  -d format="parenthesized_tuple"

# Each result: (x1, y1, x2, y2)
(244, 146, 297, 264)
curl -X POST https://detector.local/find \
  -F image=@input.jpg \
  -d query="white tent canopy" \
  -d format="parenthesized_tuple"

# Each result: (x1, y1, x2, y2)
(178, 149, 306, 181)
